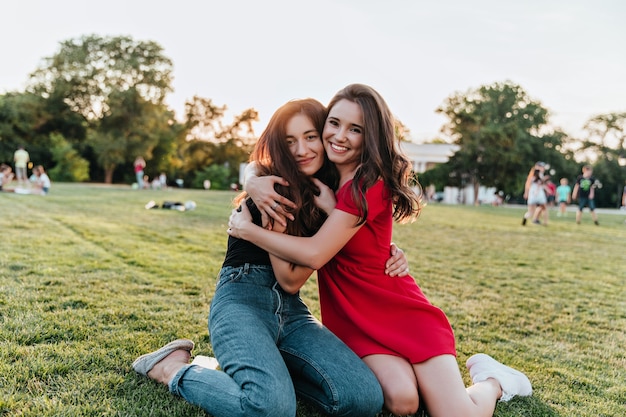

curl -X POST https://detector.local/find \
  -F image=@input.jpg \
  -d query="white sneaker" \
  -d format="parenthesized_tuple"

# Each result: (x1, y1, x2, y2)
(466, 353, 532, 402)
(191, 355, 220, 370)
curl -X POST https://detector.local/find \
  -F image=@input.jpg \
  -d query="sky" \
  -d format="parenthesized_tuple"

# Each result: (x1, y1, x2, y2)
(2, 0, 625, 142)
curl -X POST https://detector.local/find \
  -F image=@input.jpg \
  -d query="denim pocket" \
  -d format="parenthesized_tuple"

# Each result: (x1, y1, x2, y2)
(215, 266, 244, 291)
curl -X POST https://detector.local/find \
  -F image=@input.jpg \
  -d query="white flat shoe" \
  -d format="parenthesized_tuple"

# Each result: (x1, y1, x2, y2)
(467, 353, 532, 401)
(191, 355, 220, 370)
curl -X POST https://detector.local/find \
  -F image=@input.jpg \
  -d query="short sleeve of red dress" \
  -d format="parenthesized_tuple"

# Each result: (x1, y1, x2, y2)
(318, 179, 456, 363)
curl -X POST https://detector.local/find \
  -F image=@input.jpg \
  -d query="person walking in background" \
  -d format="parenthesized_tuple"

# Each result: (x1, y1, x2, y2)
(556, 178, 572, 217)
(522, 162, 545, 225)
(531, 174, 553, 226)
(132, 99, 409, 417)
(229, 84, 532, 416)
(524, 165, 547, 226)
(134, 156, 146, 189)
(620, 180, 626, 224)
(572, 165, 599, 225)
(13, 145, 30, 185)
(544, 175, 556, 211)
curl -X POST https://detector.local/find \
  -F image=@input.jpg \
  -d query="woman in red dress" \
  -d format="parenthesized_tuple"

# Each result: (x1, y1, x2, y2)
(230, 84, 532, 416)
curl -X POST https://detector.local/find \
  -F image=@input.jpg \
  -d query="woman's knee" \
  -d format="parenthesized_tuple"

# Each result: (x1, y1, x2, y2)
(383, 387, 420, 416)
(380, 376, 419, 416)
(364, 354, 419, 416)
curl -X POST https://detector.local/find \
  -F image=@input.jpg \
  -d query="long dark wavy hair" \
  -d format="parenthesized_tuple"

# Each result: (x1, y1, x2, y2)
(326, 84, 421, 225)
(235, 98, 339, 237)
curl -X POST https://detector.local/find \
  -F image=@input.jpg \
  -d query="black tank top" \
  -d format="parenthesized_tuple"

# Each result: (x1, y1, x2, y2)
(222, 198, 271, 268)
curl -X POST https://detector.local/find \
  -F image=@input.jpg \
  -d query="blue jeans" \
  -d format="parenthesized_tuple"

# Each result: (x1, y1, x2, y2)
(136, 170, 144, 188)
(169, 264, 383, 417)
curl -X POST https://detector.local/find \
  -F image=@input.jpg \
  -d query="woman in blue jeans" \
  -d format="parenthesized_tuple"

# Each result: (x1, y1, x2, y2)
(133, 99, 408, 417)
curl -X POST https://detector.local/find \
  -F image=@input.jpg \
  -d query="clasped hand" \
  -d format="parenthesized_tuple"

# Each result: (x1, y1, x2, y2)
(227, 202, 253, 238)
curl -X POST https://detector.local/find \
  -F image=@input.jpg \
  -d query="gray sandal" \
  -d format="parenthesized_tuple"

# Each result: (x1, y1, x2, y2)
(132, 339, 194, 376)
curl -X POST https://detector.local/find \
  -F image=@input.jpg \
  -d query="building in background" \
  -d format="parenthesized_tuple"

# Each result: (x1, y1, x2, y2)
(400, 142, 458, 173)
(400, 142, 497, 205)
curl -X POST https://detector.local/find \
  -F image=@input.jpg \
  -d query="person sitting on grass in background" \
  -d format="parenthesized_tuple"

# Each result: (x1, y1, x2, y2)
(29, 168, 38, 184)
(0, 164, 14, 191)
(230, 83, 532, 416)
(132, 98, 410, 417)
(33, 165, 51, 195)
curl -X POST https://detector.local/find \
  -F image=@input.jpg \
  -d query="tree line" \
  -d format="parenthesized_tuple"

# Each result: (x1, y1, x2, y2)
(0, 34, 624, 205)
(422, 82, 626, 207)
(0, 34, 255, 190)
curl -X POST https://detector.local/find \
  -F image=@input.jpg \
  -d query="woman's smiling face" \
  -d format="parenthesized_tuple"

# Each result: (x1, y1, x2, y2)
(323, 99, 364, 171)
(285, 113, 325, 176)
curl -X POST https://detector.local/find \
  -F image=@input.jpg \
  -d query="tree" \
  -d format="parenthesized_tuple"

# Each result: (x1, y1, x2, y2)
(590, 158, 624, 208)
(395, 119, 411, 142)
(190, 164, 232, 190)
(580, 112, 626, 207)
(0, 92, 60, 169)
(581, 112, 626, 161)
(48, 133, 90, 182)
(176, 96, 257, 187)
(436, 81, 566, 202)
(28, 34, 174, 183)
(89, 88, 176, 183)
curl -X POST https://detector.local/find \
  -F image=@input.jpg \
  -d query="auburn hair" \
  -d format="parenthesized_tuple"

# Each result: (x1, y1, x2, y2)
(235, 98, 338, 237)
(326, 84, 421, 225)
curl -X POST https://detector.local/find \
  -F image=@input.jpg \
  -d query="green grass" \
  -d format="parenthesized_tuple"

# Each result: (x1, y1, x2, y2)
(1, 183, 624, 417)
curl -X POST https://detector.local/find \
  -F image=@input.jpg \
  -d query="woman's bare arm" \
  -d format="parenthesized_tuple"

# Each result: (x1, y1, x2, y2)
(229, 202, 362, 270)
(243, 162, 296, 226)
(269, 255, 315, 294)
(265, 219, 315, 294)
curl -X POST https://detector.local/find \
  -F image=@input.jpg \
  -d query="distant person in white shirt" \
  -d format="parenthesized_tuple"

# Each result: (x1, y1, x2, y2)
(13, 145, 30, 184)
(34, 165, 51, 195)
(0, 164, 14, 191)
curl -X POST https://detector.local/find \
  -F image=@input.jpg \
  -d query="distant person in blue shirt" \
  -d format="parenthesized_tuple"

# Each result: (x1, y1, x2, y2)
(555, 178, 571, 217)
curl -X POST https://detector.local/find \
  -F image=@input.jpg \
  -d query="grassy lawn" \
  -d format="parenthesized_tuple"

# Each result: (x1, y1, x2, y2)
(1, 183, 624, 417)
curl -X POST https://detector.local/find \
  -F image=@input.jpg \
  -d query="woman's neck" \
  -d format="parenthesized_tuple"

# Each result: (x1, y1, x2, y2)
(337, 165, 358, 189)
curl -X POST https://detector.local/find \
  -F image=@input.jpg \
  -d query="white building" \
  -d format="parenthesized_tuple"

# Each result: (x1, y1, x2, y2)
(400, 142, 459, 173)
(400, 142, 498, 205)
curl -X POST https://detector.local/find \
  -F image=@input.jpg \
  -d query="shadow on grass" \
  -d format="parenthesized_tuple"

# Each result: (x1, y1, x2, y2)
(113, 374, 207, 417)
(299, 395, 560, 417)
(494, 396, 561, 417)
(378, 396, 559, 417)
(117, 373, 560, 417)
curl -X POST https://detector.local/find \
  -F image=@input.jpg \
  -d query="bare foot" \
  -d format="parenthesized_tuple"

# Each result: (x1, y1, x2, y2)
(147, 349, 191, 385)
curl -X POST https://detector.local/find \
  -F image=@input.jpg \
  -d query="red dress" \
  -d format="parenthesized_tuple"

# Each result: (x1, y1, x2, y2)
(318, 180, 456, 363)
